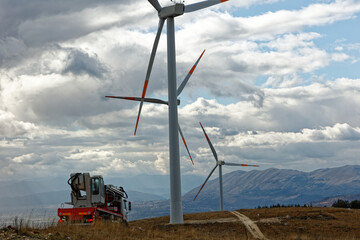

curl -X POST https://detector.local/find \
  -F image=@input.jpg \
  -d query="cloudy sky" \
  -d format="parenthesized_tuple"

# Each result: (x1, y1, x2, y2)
(1, 0, 360, 182)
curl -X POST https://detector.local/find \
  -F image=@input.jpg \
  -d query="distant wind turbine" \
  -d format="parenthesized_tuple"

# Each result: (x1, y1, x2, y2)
(194, 122, 259, 211)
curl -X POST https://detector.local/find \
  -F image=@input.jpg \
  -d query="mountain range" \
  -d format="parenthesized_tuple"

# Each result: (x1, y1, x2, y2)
(130, 165, 360, 219)
(184, 165, 360, 210)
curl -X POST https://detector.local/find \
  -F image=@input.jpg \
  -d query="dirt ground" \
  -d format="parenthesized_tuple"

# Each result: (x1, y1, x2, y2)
(242, 207, 360, 240)
(1, 207, 359, 240)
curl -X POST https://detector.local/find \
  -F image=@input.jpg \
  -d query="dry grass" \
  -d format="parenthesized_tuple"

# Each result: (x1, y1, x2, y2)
(1, 207, 360, 240)
(242, 207, 360, 240)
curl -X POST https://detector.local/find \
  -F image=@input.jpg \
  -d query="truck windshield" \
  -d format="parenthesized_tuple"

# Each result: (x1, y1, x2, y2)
(92, 178, 100, 195)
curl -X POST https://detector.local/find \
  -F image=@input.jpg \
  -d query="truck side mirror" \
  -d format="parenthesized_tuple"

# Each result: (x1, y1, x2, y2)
(129, 201, 132, 211)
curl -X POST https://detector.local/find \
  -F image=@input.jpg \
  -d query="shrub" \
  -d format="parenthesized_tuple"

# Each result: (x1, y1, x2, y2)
(349, 200, 360, 209)
(332, 199, 350, 208)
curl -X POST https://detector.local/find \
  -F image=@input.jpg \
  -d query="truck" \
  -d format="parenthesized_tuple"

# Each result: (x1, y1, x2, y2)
(58, 173, 131, 224)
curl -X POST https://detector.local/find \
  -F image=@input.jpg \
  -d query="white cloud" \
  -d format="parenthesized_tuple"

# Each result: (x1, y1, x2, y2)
(181, 77, 360, 133)
(0, 110, 38, 138)
(65, 148, 114, 160)
(12, 153, 41, 164)
(17, 2, 150, 47)
(231, 33, 329, 75)
(177, 0, 360, 44)
(220, 123, 360, 148)
(0, 76, 360, 178)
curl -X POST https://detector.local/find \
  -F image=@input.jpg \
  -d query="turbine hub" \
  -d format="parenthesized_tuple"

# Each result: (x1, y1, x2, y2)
(217, 161, 225, 166)
(159, 3, 184, 18)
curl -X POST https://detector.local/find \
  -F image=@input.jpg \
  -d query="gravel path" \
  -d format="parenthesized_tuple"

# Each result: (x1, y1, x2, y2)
(230, 210, 268, 240)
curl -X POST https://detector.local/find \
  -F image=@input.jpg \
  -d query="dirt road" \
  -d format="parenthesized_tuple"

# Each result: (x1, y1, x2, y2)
(230, 210, 268, 240)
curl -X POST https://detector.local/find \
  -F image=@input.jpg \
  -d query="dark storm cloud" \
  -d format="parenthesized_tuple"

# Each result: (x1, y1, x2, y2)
(0, 37, 26, 66)
(210, 81, 265, 108)
(0, 0, 133, 38)
(62, 49, 107, 78)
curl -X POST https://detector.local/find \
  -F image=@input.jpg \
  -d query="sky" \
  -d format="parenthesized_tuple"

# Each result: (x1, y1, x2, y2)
(0, 0, 360, 182)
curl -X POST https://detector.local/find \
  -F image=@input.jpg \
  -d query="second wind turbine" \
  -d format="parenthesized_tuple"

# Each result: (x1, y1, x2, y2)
(194, 122, 259, 211)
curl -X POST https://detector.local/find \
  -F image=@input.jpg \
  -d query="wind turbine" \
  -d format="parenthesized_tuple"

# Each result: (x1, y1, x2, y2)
(194, 122, 259, 211)
(109, 0, 229, 224)
(106, 49, 207, 165)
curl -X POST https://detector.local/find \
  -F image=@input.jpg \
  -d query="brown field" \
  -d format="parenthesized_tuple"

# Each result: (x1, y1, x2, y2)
(1, 207, 360, 240)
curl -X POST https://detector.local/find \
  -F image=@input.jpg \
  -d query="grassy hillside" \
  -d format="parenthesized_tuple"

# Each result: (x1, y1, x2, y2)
(1, 207, 360, 239)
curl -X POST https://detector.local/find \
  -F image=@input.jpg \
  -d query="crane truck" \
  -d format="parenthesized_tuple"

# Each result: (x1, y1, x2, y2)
(58, 173, 131, 223)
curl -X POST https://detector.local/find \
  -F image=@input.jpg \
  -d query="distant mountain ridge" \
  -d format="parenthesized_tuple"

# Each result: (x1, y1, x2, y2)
(0, 174, 204, 200)
(312, 193, 360, 207)
(129, 165, 360, 219)
(183, 165, 360, 211)
(0, 190, 165, 212)
(0, 174, 202, 213)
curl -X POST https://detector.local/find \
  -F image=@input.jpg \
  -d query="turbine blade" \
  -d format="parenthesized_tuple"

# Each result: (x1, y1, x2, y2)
(184, 0, 228, 13)
(144, 18, 165, 95)
(106, 96, 169, 105)
(224, 162, 259, 167)
(178, 123, 194, 165)
(106, 96, 139, 101)
(148, 0, 162, 12)
(134, 100, 144, 136)
(194, 165, 218, 201)
(199, 122, 218, 162)
(135, 18, 165, 135)
(177, 49, 206, 96)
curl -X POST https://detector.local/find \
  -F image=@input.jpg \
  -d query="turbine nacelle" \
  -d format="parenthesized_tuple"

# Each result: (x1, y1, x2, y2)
(217, 160, 225, 166)
(159, 3, 185, 18)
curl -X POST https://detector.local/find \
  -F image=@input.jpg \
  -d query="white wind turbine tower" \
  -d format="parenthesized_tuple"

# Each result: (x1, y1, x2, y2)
(108, 0, 229, 224)
(194, 122, 259, 211)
